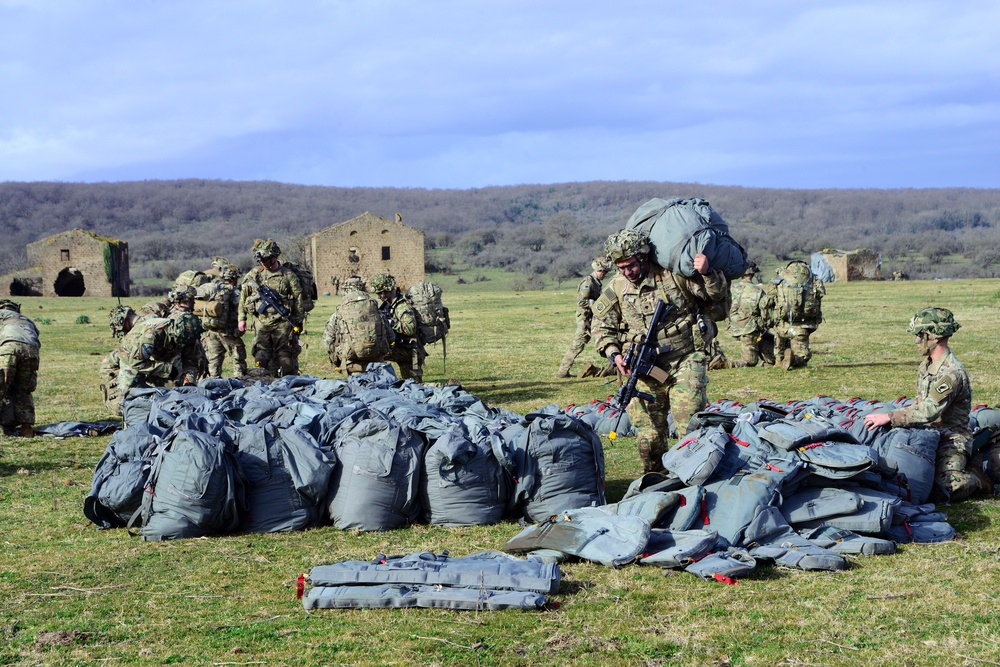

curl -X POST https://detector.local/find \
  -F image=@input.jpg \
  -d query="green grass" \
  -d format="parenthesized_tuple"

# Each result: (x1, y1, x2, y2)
(3, 278, 1000, 666)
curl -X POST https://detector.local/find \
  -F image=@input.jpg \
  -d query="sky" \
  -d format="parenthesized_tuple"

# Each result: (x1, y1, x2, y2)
(1, 1, 998, 190)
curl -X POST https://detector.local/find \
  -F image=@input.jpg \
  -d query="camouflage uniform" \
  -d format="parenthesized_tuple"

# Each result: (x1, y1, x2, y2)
(593, 234, 730, 473)
(879, 309, 983, 501)
(109, 313, 204, 416)
(0, 303, 40, 435)
(726, 268, 775, 367)
(200, 271, 247, 378)
(557, 258, 611, 378)
(238, 240, 304, 377)
(138, 298, 171, 319)
(322, 280, 387, 376)
(768, 261, 825, 370)
(380, 295, 425, 382)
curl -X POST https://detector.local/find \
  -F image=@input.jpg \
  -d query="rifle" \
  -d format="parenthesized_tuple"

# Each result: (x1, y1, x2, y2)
(253, 279, 300, 333)
(608, 299, 674, 441)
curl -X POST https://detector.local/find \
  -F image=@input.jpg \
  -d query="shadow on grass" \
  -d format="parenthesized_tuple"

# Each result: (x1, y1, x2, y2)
(944, 499, 993, 533)
(604, 477, 635, 504)
(822, 361, 914, 368)
(466, 379, 573, 407)
(0, 459, 91, 477)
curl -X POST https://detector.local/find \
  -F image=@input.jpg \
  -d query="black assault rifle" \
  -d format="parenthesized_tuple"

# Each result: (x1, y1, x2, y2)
(608, 298, 674, 441)
(254, 280, 301, 333)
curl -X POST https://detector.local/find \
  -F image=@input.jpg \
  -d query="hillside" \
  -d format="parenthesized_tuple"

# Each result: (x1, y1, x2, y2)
(1, 180, 999, 291)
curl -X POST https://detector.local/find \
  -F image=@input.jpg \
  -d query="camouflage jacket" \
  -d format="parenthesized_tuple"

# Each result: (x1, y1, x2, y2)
(888, 349, 972, 433)
(0, 310, 40, 349)
(238, 263, 304, 327)
(380, 296, 420, 348)
(116, 318, 201, 391)
(727, 276, 770, 337)
(593, 264, 730, 363)
(576, 274, 603, 324)
(138, 299, 171, 319)
(200, 281, 239, 335)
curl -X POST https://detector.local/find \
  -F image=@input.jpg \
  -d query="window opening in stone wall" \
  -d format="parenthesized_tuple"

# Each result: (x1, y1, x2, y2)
(61, 249, 70, 261)
(382, 246, 391, 261)
(349, 247, 359, 263)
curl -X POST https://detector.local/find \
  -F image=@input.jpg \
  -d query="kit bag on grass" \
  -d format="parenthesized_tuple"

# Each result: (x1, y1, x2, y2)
(640, 528, 719, 568)
(662, 426, 727, 486)
(869, 427, 938, 504)
(302, 584, 547, 611)
(406, 281, 450, 344)
(625, 197, 748, 279)
(743, 506, 847, 571)
(135, 415, 245, 540)
(492, 411, 606, 522)
(325, 410, 424, 531)
(84, 422, 159, 529)
(503, 509, 650, 568)
(421, 423, 510, 526)
(233, 423, 335, 533)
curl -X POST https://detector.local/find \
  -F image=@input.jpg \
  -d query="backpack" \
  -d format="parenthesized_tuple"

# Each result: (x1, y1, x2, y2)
(336, 293, 392, 363)
(625, 197, 748, 279)
(174, 270, 212, 289)
(772, 261, 823, 325)
(405, 282, 450, 344)
(192, 280, 229, 325)
(283, 262, 317, 312)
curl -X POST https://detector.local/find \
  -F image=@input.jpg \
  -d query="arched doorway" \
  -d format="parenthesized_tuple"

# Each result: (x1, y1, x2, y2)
(54, 267, 86, 296)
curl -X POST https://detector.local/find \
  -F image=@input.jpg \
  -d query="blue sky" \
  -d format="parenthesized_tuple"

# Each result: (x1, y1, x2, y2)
(1, 0, 998, 189)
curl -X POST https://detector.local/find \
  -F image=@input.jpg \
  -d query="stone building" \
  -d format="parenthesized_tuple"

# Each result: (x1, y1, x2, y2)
(308, 212, 424, 292)
(810, 248, 881, 282)
(5, 229, 131, 297)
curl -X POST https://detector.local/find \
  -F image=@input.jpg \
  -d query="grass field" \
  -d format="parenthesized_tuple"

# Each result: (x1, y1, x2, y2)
(2, 276, 1000, 666)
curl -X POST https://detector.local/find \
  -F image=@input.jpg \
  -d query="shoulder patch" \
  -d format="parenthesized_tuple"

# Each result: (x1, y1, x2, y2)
(930, 380, 954, 401)
(593, 288, 618, 318)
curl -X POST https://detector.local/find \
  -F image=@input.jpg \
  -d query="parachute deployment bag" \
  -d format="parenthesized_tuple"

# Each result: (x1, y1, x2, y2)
(406, 282, 450, 344)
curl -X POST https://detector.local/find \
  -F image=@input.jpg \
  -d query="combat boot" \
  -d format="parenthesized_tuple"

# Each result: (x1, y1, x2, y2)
(578, 363, 597, 378)
(970, 467, 995, 497)
(19, 425, 34, 437)
(555, 367, 572, 379)
(597, 364, 618, 377)
(780, 348, 793, 371)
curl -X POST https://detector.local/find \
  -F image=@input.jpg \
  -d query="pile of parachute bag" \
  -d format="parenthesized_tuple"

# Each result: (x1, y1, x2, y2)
(84, 363, 607, 540)
(504, 395, 981, 582)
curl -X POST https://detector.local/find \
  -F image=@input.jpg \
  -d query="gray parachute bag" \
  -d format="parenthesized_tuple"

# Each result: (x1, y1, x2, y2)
(661, 426, 728, 486)
(303, 584, 547, 611)
(640, 529, 719, 568)
(234, 423, 336, 533)
(780, 486, 864, 526)
(137, 415, 245, 541)
(869, 427, 939, 504)
(743, 506, 848, 571)
(504, 509, 650, 568)
(793, 487, 901, 535)
(421, 422, 510, 526)
(625, 197, 748, 279)
(84, 423, 159, 529)
(325, 410, 424, 531)
(683, 548, 757, 582)
(492, 411, 606, 523)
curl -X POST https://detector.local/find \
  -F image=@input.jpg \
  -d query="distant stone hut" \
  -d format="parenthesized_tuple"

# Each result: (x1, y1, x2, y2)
(308, 212, 424, 292)
(810, 248, 881, 282)
(6, 229, 131, 297)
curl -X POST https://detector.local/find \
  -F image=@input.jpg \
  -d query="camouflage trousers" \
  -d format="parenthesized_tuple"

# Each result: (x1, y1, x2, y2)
(202, 330, 247, 378)
(935, 427, 984, 502)
(99, 349, 123, 417)
(627, 352, 708, 473)
(736, 332, 776, 367)
(557, 317, 592, 375)
(774, 332, 812, 369)
(0, 340, 39, 428)
(250, 321, 299, 377)
(388, 343, 426, 383)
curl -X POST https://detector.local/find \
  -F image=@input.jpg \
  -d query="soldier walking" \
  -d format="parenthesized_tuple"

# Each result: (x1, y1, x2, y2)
(557, 258, 613, 379)
(238, 239, 304, 377)
(201, 266, 247, 378)
(323, 276, 391, 376)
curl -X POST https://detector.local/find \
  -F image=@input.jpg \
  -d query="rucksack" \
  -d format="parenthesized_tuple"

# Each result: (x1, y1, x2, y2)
(772, 261, 823, 325)
(625, 197, 748, 279)
(174, 270, 212, 289)
(336, 293, 392, 363)
(406, 282, 450, 344)
(283, 262, 317, 312)
(192, 280, 229, 325)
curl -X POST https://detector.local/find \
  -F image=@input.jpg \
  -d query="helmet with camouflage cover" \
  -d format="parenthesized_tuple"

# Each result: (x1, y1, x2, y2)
(252, 238, 281, 262)
(591, 257, 612, 272)
(0, 298, 21, 313)
(342, 276, 365, 293)
(211, 256, 231, 271)
(604, 229, 650, 263)
(168, 284, 196, 307)
(221, 266, 241, 282)
(907, 307, 961, 338)
(369, 273, 397, 294)
(108, 305, 136, 338)
(168, 312, 204, 346)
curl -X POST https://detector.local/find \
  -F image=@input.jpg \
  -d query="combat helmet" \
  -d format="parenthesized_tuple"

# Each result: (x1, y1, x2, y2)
(252, 239, 281, 262)
(369, 273, 397, 294)
(591, 257, 612, 272)
(342, 276, 365, 293)
(108, 305, 136, 338)
(168, 312, 204, 346)
(168, 284, 196, 307)
(604, 229, 650, 263)
(221, 266, 241, 282)
(907, 307, 961, 338)
(0, 298, 21, 313)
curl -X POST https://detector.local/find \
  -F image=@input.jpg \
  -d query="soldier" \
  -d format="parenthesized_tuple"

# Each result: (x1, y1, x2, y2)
(238, 239, 304, 377)
(556, 257, 613, 379)
(725, 262, 775, 368)
(768, 260, 825, 370)
(323, 276, 390, 376)
(99, 304, 142, 414)
(0, 299, 40, 437)
(108, 312, 204, 416)
(371, 272, 426, 382)
(200, 266, 247, 378)
(863, 308, 990, 502)
(138, 284, 196, 319)
(592, 229, 730, 473)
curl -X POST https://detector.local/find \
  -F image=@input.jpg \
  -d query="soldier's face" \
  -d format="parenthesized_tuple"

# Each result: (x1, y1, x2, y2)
(260, 256, 279, 270)
(915, 333, 938, 356)
(615, 255, 647, 284)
